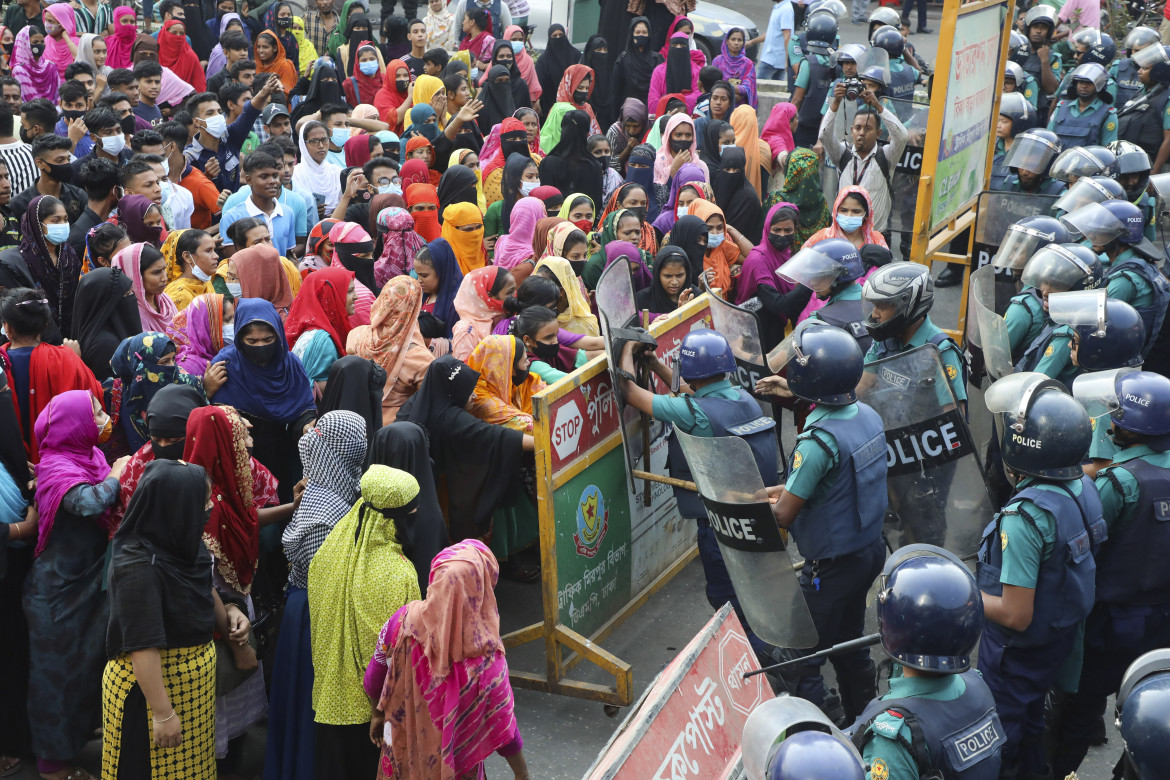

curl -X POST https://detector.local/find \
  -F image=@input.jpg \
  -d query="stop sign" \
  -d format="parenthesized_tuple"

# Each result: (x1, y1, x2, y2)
(718, 628, 763, 716)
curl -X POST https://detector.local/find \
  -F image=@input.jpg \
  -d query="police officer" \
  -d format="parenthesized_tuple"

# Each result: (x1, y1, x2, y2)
(1109, 141, 1157, 239)
(1048, 63, 1119, 147)
(1116, 43, 1170, 171)
(1059, 28, 1119, 103)
(1051, 372, 1170, 777)
(617, 329, 779, 662)
(976, 377, 1104, 780)
(850, 546, 1005, 780)
(1052, 174, 1125, 216)
(1004, 61, 1040, 109)
(768, 731, 867, 780)
(742, 696, 867, 780)
(871, 26, 918, 102)
(867, 7, 900, 41)
(757, 323, 887, 722)
(1049, 143, 1119, 186)
(1113, 26, 1160, 107)
(1001, 129, 1066, 194)
(1004, 241, 1100, 369)
(1114, 649, 1170, 779)
(1093, 199, 1170, 358)
(791, 13, 838, 148)
(993, 93, 1040, 190)
(779, 238, 873, 353)
(1021, 5, 1062, 113)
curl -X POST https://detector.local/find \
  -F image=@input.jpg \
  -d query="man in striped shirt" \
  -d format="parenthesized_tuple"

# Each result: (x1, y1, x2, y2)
(0, 103, 38, 198)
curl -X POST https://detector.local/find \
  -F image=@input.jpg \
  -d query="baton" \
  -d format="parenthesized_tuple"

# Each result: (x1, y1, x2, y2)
(744, 633, 882, 679)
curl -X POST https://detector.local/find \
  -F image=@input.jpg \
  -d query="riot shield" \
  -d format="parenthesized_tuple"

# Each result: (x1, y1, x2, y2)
(741, 696, 860, 780)
(968, 264, 1016, 381)
(886, 99, 930, 237)
(857, 344, 995, 558)
(972, 191, 1061, 271)
(595, 257, 661, 490)
(675, 430, 818, 649)
(706, 293, 770, 394)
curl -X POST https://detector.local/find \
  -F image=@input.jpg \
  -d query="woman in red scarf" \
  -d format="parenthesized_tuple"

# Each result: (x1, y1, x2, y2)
(557, 64, 600, 136)
(373, 58, 412, 132)
(341, 42, 386, 107)
(457, 7, 491, 54)
(404, 136, 441, 185)
(405, 183, 441, 242)
(158, 18, 206, 91)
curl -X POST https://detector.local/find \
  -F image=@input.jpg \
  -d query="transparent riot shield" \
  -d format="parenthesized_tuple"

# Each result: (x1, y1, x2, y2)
(742, 697, 860, 780)
(886, 99, 930, 238)
(968, 264, 1016, 381)
(857, 344, 994, 558)
(676, 430, 819, 649)
(707, 293, 770, 394)
(971, 191, 1061, 272)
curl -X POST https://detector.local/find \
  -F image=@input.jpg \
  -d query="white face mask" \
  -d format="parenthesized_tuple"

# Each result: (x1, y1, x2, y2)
(677, 205, 689, 219)
(520, 180, 540, 196)
(226, 281, 243, 298)
(203, 114, 228, 139)
(191, 261, 213, 282)
(100, 133, 126, 156)
(160, 180, 171, 204)
(222, 321, 235, 343)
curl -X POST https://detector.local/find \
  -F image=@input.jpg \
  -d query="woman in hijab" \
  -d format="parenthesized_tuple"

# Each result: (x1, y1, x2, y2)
(502, 26, 540, 104)
(170, 292, 231, 379)
(209, 298, 317, 500)
(267, 1, 300, 72)
(598, 182, 658, 254)
(539, 110, 603, 220)
(761, 102, 797, 167)
(380, 15, 409, 61)
(351, 275, 433, 425)
(232, 243, 296, 318)
(530, 215, 567, 259)
(317, 356, 386, 437)
(266, 410, 368, 780)
(286, 267, 355, 390)
(774, 148, 832, 246)
(73, 267, 142, 382)
(481, 118, 531, 204)
(698, 118, 732, 171)
(326, 0, 362, 59)
(440, 202, 487, 275)
(308, 464, 421, 778)
(611, 17, 660, 109)
(493, 196, 543, 271)
(334, 11, 373, 77)
(424, 0, 457, 52)
(400, 158, 430, 190)
(255, 29, 298, 94)
(117, 195, 166, 248)
(158, 18, 206, 91)
(101, 459, 222, 780)
(290, 15, 319, 74)
(205, 13, 248, 77)
(3, 195, 83, 337)
(403, 74, 447, 131)
(477, 65, 516, 136)
(582, 34, 615, 130)
(737, 202, 800, 304)
(622, 142, 658, 215)
(328, 221, 377, 324)
(712, 27, 756, 107)
(374, 207, 425, 286)
(77, 33, 110, 83)
(101, 331, 203, 454)
(686, 198, 752, 296)
(367, 539, 528, 778)
(712, 147, 763, 244)
(803, 185, 888, 251)
(652, 114, 708, 204)
(634, 244, 699, 318)
(649, 33, 701, 113)
(535, 24, 580, 101)
(292, 61, 346, 125)
(530, 186, 564, 218)
(479, 39, 530, 109)
(581, 208, 653, 289)
(436, 164, 480, 215)
(450, 265, 513, 361)
(112, 242, 177, 334)
(534, 255, 599, 336)
(414, 238, 462, 339)
(666, 213, 711, 289)
(606, 98, 648, 174)
(26, 390, 126, 780)
(449, 149, 487, 211)
(402, 135, 440, 184)
(487, 151, 535, 242)
(553, 64, 601, 137)
(161, 229, 215, 311)
(294, 121, 343, 213)
(731, 104, 768, 197)
(405, 183, 442, 242)
(105, 6, 137, 70)
(374, 58, 412, 131)
(650, 163, 707, 238)
(342, 42, 386, 107)
(41, 3, 79, 79)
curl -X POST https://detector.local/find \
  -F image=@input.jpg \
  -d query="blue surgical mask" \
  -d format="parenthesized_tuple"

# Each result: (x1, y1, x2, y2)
(836, 214, 864, 233)
(222, 321, 235, 343)
(191, 263, 213, 282)
(511, 40, 523, 54)
(226, 281, 243, 298)
(677, 205, 689, 219)
(43, 223, 70, 246)
(359, 60, 379, 76)
(520, 180, 540, 195)
(378, 182, 403, 195)
(331, 127, 350, 146)
(160, 181, 170, 204)
(707, 231, 725, 248)
(471, 67, 480, 80)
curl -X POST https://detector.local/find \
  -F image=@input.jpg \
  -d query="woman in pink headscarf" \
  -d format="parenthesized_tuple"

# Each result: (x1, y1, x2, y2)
(41, 3, 80, 79)
(761, 102, 798, 165)
(105, 7, 138, 70)
(652, 114, 708, 187)
(491, 196, 544, 270)
(10, 26, 59, 102)
(503, 25, 541, 106)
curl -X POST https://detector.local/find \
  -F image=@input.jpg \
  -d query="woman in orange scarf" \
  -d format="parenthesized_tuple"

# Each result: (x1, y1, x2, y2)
(254, 30, 298, 95)
(686, 199, 753, 297)
(465, 334, 545, 434)
(440, 202, 487, 274)
(405, 183, 442, 241)
(730, 103, 770, 197)
(556, 64, 601, 136)
(354, 275, 434, 424)
(403, 136, 441, 185)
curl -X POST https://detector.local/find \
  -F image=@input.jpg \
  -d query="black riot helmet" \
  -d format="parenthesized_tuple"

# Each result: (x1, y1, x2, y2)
(986, 374, 1092, 481)
(1109, 140, 1153, 200)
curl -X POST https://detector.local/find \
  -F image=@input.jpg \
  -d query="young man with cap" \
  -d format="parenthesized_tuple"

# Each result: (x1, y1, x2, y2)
(262, 103, 293, 141)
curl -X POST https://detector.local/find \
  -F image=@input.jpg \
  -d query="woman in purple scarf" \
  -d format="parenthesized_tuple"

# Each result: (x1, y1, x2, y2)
(651, 163, 707, 239)
(735, 202, 800, 305)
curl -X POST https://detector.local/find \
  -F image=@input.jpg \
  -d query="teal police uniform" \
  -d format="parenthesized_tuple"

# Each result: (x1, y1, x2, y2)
(864, 315, 967, 406)
(1047, 96, 1120, 146)
(1004, 289, 1047, 363)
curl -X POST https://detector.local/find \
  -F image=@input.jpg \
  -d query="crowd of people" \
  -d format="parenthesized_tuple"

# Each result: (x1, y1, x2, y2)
(0, 0, 1169, 776)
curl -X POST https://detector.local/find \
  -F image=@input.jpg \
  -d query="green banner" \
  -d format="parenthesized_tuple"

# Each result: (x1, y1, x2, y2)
(554, 446, 633, 638)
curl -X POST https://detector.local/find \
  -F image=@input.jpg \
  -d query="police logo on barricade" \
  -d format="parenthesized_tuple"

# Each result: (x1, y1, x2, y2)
(574, 485, 609, 558)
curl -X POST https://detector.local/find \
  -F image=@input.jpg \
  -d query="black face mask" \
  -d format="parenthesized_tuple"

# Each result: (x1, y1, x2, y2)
(768, 233, 794, 251)
(632, 34, 649, 49)
(1, 42, 12, 54)
(395, 79, 408, 92)
(628, 206, 647, 222)
(530, 339, 559, 363)
(595, 153, 611, 169)
(573, 88, 588, 104)
(276, 16, 292, 27)
(29, 43, 44, 58)
(238, 341, 281, 366)
(40, 160, 74, 184)
(18, 126, 31, 144)
(151, 438, 185, 460)
(120, 115, 136, 135)
(669, 138, 690, 153)
(512, 366, 529, 385)
(62, 109, 85, 122)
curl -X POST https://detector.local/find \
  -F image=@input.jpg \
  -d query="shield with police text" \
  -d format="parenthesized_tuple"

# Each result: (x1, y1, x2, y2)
(857, 344, 994, 558)
(968, 264, 1016, 381)
(675, 430, 818, 649)
(971, 191, 1060, 272)
(706, 294, 770, 395)
(885, 99, 930, 237)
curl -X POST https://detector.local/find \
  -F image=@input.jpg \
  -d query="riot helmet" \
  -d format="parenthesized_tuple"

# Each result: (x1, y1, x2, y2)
(1099, 198, 1150, 247)
(1025, 5, 1058, 37)
(1078, 369, 1170, 437)
(1061, 201, 1129, 247)
(999, 91, 1038, 137)
(1124, 25, 1160, 55)
(1071, 28, 1116, 67)
(1108, 140, 1153, 200)
(807, 0, 847, 19)
(1134, 43, 1170, 85)
(1009, 30, 1030, 65)
(992, 215, 1073, 271)
(1019, 243, 1104, 294)
(1004, 129, 1062, 177)
(805, 13, 838, 49)
(678, 328, 737, 381)
(985, 373, 1092, 480)
(1066, 62, 1112, 102)
(870, 25, 905, 59)
(861, 262, 934, 342)
(778, 238, 865, 295)
(1148, 171, 1170, 235)
(832, 43, 866, 68)
(876, 545, 983, 673)
(1050, 145, 1118, 182)
(1053, 175, 1125, 214)
(1050, 290, 1145, 370)
(868, 6, 901, 30)
(742, 697, 857, 780)
(1117, 649, 1170, 779)
(766, 731, 867, 780)
(1004, 61, 1028, 90)
(768, 321, 864, 406)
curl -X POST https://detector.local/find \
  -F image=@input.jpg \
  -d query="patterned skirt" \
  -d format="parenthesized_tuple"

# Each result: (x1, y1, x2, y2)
(101, 643, 217, 780)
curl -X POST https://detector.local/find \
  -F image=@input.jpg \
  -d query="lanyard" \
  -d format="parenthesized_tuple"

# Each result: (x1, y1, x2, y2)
(851, 151, 874, 184)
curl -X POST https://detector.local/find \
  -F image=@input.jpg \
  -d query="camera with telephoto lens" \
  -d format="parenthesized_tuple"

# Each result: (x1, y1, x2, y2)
(842, 78, 866, 101)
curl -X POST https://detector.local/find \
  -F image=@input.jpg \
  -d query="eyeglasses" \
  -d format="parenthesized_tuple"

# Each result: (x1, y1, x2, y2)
(305, 137, 328, 147)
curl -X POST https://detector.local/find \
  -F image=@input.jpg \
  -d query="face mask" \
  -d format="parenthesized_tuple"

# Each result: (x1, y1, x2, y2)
(512, 366, 529, 385)
(100, 133, 126, 155)
(378, 182, 403, 195)
(471, 67, 480, 80)
(520, 180, 540, 195)
(18, 126, 31, 144)
(276, 16, 292, 27)
(203, 114, 228, 139)
(331, 127, 350, 146)
(573, 88, 588, 104)
(151, 438, 185, 460)
(395, 79, 409, 92)
(768, 233, 794, 251)
(836, 214, 864, 233)
(238, 340, 281, 366)
(222, 321, 235, 343)
(720, 144, 736, 157)
(677, 205, 689, 219)
(44, 23, 60, 36)
(669, 138, 690, 154)
(359, 60, 379, 76)
(226, 281, 243, 298)
(707, 231, 724, 249)
(43, 222, 70, 245)
(62, 110, 85, 122)
(1, 42, 12, 54)
(531, 339, 559, 363)
(511, 40, 523, 54)
(29, 43, 44, 58)
(159, 181, 171, 205)
(120, 115, 136, 135)
(633, 34, 649, 49)
(595, 153, 611, 169)
(628, 206, 647, 222)
(97, 414, 113, 444)
(161, 156, 170, 178)
(41, 160, 74, 184)
(191, 262, 213, 282)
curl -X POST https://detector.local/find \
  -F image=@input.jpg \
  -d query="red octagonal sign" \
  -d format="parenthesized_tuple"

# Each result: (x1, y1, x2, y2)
(718, 628, 763, 717)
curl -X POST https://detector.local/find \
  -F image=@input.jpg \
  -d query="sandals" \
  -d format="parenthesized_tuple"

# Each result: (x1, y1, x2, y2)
(0, 757, 18, 778)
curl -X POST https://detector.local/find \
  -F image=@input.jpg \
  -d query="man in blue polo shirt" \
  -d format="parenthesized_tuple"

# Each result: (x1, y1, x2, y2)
(219, 151, 297, 256)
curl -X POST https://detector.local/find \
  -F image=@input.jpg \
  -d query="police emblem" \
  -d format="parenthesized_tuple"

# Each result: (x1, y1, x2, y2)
(573, 485, 609, 558)
(1106, 120, 1116, 131)
(945, 364, 958, 380)
(1001, 530, 1008, 550)
(1044, 344, 1054, 357)
(792, 451, 803, 471)
(871, 758, 890, 780)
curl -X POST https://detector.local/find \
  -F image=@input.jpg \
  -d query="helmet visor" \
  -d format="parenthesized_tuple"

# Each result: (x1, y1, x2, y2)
(856, 47, 891, 86)
(1061, 202, 1128, 245)
(1048, 289, 1108, 330)
(993, 225, 1051, 271)
(1050, 148, 1104, 182)
(984, 371, 1064, 415)
(1003, 133, 1059, 174)
(1053, 177, 1119, 214)
(1071, 367, 1138, 415)
(766, 319, 815, 373)
(1134, 42, 1170, 68)
(1148, 172, 1170, 234)
(1020, 245, 1099, 292)
(777, 245, 844, 293)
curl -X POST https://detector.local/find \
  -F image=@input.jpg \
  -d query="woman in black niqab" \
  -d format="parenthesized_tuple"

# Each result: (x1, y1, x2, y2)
(317, 356, 387, 442)
(181, 0, 215, 61)
(437, 165, 480, 215)
(395, 355, 526, 543)
(712, 147, 763, 244)
(668, 215, 710, 284)
(583, 35, 615, 131)
(538, 109, 603, 219)
(488, 39, 531, 109)
(612, 16, 662, 107)
(477, 64, 516, 135)
(291, 62, 344, 125)
(700, 118, 731, 171)
(73, 267, 143, 382)
(338, 11, 372, 78)
(534, 24, 581, 102)
(664, 35, 694, 95)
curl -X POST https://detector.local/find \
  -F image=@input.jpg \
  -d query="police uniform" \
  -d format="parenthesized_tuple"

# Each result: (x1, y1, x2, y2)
(1003, 289, 1047, 364)
(1137, 194, 1159, 242)
(1052, 444, 1170, 775)
(976, 474, 1105, 777)
(1055, 70, 1120, 103)
(1116, 83, 1170, 163)
(1103, 249, 1170, 357)
(864, 315, 967, 407)
(852, 670, 1004, 780)
(785, 402, 887, 717)
(794, 51, 835, 148)
(657, 379, 780, 660)
(1009, 75, 1040, 108)
(1018, 321, 1079, 387)
(1022, 45, 1062, 113)
(991, 138, 1012, 191)
(806, 282, 873, 353)
(1111, 56, 1144, 107)
(1047, 96, 1120, 147)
